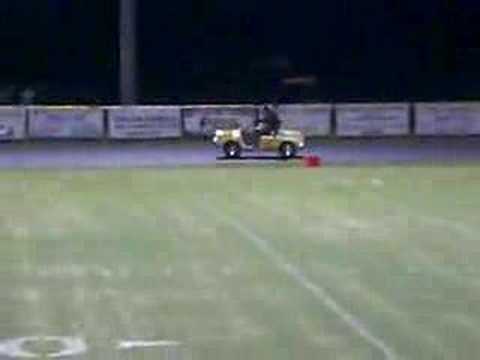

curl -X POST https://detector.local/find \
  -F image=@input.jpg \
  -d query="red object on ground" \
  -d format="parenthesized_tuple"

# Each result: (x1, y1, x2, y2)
(304, 155, 322, 167)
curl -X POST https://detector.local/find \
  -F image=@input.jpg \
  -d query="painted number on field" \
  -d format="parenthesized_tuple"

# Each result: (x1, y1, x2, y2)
(0, 337, 181, 358)
(0, 336, 87, 358)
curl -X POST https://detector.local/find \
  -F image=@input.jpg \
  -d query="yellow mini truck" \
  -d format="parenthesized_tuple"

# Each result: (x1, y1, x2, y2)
(213, 126, 305, 159)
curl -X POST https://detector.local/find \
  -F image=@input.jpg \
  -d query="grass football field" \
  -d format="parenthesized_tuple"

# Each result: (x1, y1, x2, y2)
(1, 165, 479, 359)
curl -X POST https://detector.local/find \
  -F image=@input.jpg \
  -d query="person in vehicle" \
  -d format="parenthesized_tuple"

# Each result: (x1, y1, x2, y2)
(255, 104, 281, 136)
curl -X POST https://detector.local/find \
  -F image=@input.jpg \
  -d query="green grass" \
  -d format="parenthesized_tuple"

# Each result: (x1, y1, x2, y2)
(1, 165, 480, 359)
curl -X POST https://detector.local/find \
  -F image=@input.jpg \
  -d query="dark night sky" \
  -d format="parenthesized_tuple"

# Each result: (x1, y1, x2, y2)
(1, 1, 480, 103)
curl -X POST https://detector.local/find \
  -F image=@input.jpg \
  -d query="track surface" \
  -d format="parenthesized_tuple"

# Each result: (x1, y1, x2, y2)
(1, 138, 480, 169)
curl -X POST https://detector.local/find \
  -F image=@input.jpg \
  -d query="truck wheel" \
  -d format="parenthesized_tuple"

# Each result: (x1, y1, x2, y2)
(224, 141, 242, 158)
(279, 142, 297, 159)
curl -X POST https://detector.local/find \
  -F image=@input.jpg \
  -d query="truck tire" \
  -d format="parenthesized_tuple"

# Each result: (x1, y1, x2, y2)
(224, 141, 242, 158)
(279, 142, 297, 159)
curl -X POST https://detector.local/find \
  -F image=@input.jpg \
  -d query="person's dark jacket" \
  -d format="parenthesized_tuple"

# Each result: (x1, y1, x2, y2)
(257, 107, 281, 135)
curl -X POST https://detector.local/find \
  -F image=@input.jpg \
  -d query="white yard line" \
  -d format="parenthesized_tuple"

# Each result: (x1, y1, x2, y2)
(364, 187, 478, 241)
(203, 205, 397, 360)
(415, 213, 477, 240)
(117, 340, 181, 350)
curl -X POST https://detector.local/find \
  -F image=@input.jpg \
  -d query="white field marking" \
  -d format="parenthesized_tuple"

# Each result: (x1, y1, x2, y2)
(245, 193, 442, 349)
(34, 264, 113, 280)
(443, 313, 479, 333)
(418, 213, 477, 240)
(370, 178, 385, 187)
(336, 178, 354, 187)
(245, 194, 372, 237)
(22, 288, 41, 303)
(107, 278, 185, 359)
(12, 225, 30, 239)
(109, 286, 136, 341)
(0, 336, 87, 358)
(36, 264, 86, 279)
(342, 218, 370, 231)
(117, 340, 182, 350)
(368, 191, 480, 288)
(336, 273, 446, 353)
(366, 188, 478, 241)
(164, 265, 173, 277)
(2, 217, 30, 240)
(373, 193, 480, 281)
(212, 271, 268, 339)
(221, 265, 234, 277)
(118, 266, 131, 279)
(92, 265, 113, 279)
(204, 207, 397, 360)
(411, 248, 480, 288)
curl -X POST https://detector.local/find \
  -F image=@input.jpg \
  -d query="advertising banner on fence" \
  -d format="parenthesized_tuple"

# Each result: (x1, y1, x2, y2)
(183, 105, 256, 136)
(276, 104, 331, 136)
(415, 102, 480, 135)
(0, 107, 26, 141)
(29, 107, 104, 139)
(108, 106, 182, 139)
(336, 103, 409, 137)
